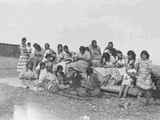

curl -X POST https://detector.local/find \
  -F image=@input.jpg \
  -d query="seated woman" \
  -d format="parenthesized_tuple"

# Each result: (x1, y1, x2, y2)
(42, 43, 56, 62)
(78, 67, 101, 97)
(37, 63, 58, 93)
(103, 41, 117, 64)
(89, 40, 101, 67)
(67, 46, 91, 74)
(19, 61, 37, 89)
(94, 52, 121, 86)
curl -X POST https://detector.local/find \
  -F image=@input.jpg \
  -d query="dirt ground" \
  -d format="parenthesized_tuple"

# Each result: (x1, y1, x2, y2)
(0, 57, 160, 120)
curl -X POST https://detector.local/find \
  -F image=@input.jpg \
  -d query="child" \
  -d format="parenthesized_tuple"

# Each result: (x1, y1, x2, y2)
(115, 51, 126, 78)
(82, 67, 101, 97)
(35, 62, 46, 79)
(26, 42, 32, 58)
(19, 61, 37, 88)
(115, 50, 125, 68)
(136, 50, 153, 105)
(119, 63, 137, 98)
(38, 63, 58, 93)
(55, 65, 69, 89)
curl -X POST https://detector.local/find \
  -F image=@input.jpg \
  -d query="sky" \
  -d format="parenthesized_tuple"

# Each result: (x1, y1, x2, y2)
(0, 0, 160, 64)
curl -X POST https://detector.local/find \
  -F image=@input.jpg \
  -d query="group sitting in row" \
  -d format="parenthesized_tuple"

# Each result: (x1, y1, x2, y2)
(17, 37, 154, 100)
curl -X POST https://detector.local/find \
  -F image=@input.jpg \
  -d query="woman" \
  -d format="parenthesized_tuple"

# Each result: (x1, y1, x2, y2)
(30, 43, 44, 70)
(17, 37, 29, 73)
(89, 40, 101, 67)
(42, 43, 56, 62)
(136, 50, 153, 105)
(94, 52, 121, 86)
(103, 41, 117, 64)
(56, 44, 64, 62)
(63, 45, 72, 61)
(67, 46, 91, 73)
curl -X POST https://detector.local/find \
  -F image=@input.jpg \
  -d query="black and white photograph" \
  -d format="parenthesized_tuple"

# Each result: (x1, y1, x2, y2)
(0, 0, 160, 120)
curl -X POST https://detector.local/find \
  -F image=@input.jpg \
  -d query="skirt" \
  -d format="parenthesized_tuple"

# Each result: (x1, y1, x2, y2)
(17, 55, 29, 72)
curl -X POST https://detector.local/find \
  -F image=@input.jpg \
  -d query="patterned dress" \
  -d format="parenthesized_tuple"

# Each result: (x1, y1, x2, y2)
(17, 45, 29, 72)
(136, 60, 153, 90)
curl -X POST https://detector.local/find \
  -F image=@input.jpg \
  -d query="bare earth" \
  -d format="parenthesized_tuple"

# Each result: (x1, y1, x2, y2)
(0, 57, 160, 120)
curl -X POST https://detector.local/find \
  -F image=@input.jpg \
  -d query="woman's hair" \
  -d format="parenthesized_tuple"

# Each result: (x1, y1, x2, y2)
(101, 52, 110, 63)
(140, 50, 150, 59)
(64, 45, 68, 50)
(127, 50, 136, 60)
(85, 47, 90, 52)
(79, 46, 86, 54)
(57, 65, 63, 71)
(33, 43, 41, 51)
(27, 42, 31, 46)
(22, 37, 27, 43)
(58, 44, 63, 49)
(91, 40, 97, 46)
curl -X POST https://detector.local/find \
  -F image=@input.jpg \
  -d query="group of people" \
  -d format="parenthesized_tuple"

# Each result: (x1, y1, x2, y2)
(17, 37, 155, 104)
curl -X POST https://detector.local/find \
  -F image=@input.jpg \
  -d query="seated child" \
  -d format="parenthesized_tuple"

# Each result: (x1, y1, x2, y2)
(119, 63, 137, 98)
(79, 67, 101, 97)
(55, 65, 69, 89)
(38, 63, 58, 93)
(19, 61, 37, 88)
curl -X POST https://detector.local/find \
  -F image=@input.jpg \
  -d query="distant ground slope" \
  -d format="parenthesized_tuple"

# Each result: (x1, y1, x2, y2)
(0, 57, 18, 78)
(0, 43, 20, 58)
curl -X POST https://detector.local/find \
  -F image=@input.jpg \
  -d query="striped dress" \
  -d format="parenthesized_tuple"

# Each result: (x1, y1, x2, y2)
(17, 45, 29, 73)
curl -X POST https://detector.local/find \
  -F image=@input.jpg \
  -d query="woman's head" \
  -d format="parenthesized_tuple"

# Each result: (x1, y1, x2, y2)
(27, 42, 31, 47)
(57, 44, 63, 52)
(86, 67, 93, 75)
(127, 50, 136, 60)
(33, 43, 41, 51)
(44, 43, 50, 50)
(45, 53, 56, 62)
(79, 46, 86, 54)
(91, 40, 97, 48)
(57, 65, 63, 72)
(101, 53, 110, 64)
(21, 37, 27, 45)
(116, 50, 123, 59)
(107, 41, 113, 49)
(64, 45, 69, 52)
(26, 61, 34, 70)
(140, 50, 150, 60)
